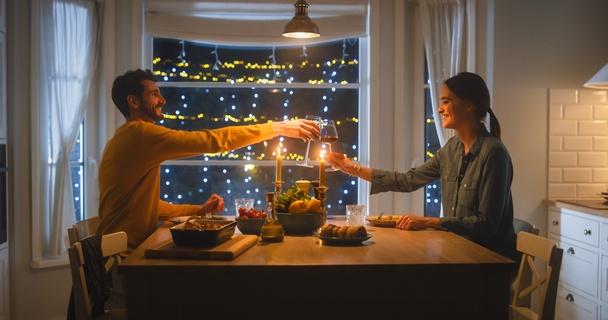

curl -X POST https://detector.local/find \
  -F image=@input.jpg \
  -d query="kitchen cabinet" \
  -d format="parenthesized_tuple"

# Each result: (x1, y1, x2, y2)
(0, 0, 8, 319)
(549, 202, 608, 320)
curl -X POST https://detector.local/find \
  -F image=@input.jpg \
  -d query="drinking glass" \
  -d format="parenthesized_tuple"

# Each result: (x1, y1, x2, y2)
(296, 115, 321, 168)
(320, 119, 340, 172)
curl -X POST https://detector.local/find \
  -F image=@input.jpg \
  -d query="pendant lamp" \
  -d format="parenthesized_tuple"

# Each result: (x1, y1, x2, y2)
(282, 0, 320, 39)
(584, 63, 608, 89)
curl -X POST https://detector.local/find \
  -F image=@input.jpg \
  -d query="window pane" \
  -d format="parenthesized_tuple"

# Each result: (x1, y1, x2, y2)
(152, 38, 359, 84)
(424, 88, 441, 217)
(153, 39, 360, 216)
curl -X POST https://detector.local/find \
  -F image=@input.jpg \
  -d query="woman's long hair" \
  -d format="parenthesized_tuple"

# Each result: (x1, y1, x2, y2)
(444, 72, 501, 141)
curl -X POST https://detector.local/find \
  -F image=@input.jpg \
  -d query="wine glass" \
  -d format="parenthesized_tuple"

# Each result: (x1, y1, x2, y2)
(296, 115, 321, 168)
(320, 119, 340, 172)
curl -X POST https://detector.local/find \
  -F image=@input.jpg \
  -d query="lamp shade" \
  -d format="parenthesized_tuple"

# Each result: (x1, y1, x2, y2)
(584, 63, 608, 89)
(282, 0, 320, 39)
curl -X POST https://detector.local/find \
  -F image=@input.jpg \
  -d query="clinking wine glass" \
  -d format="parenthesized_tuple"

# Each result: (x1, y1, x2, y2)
(296, 115, 321, 168)
(320, 119, 340, 172)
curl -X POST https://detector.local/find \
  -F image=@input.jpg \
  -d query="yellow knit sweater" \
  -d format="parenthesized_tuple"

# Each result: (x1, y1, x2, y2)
(97, 120, 274, 252)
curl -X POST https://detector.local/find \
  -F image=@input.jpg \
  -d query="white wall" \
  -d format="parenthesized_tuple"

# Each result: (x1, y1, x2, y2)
(7, 0, 608, 319)
(492, 0, 608, 235)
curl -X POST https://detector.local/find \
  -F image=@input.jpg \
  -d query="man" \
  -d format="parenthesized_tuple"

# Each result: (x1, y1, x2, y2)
(97, 69, 319, 253)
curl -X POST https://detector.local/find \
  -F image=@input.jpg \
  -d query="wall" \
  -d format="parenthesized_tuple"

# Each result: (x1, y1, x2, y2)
(548, 88, 608, 199)
(6, 0, 608, 319)
(492, 0, 608, 235)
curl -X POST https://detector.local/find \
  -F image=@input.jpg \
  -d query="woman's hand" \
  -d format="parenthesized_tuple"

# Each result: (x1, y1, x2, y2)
(327, 152, 353, 172)
(271, 119, 320, 141)
(197, 194, 225, 215)
(395, 214, 441, 230)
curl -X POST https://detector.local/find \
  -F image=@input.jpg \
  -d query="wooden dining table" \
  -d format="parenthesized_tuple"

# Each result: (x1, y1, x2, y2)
(118, 216, 515, 319)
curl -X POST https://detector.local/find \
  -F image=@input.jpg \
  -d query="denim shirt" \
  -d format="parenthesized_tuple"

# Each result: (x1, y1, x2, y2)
(370, 126, 518, 262)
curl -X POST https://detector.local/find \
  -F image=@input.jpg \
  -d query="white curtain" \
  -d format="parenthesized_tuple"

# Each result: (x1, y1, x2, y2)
(419, 0, 474, 146)
(144, 0, 369, 46)
(40, 0, 103, 256)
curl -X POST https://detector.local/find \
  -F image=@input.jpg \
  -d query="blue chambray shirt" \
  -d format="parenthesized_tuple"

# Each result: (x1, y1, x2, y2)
(370, 126, 519, 262)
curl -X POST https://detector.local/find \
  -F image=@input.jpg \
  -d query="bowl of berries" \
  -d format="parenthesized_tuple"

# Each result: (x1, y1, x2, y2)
(235, 207, 267, 235)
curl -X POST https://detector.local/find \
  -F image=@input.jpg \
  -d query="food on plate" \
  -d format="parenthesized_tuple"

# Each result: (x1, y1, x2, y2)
(370, 215, 400, 222)
(183, 220, 224, 231)
(320, 223, 367, 238)
(237, 207, 267, 219)
(288, 200, 308, 214)
(276, 186, 311, 213)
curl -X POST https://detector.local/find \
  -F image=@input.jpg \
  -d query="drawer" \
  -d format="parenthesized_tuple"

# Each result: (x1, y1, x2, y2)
(553, 209, 600, 248)
(556, 284, 598, 320)
(558, 238, 599, 297)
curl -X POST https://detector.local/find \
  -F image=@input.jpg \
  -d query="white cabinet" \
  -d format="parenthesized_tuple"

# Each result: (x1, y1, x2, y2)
(549, 206, 603, 320)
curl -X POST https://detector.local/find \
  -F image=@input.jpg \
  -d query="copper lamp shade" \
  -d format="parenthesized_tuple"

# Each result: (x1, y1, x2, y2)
(282, 0, 320, 39)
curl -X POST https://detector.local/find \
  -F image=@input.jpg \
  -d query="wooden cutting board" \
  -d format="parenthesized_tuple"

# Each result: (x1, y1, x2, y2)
(144, 235, 258, 260)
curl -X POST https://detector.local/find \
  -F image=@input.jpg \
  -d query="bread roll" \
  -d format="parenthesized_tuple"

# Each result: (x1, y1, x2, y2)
(320, 224, 367, 239)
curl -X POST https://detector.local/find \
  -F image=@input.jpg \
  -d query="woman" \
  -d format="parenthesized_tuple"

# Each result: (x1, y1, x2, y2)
(328, 72, 519, 262)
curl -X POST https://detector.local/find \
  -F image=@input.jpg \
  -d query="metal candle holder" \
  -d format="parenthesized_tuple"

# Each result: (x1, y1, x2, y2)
(315, 186, 328, 226)
(274, 181, 284, 198)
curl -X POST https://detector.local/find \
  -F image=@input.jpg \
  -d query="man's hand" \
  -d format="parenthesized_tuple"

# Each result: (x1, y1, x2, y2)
(197, 194, 225, 215)
(271, 119, 320, 141)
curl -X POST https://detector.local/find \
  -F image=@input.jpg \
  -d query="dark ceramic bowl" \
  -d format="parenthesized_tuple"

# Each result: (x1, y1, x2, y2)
(235, 218, 266, 235)
(276, 212, 322, 235)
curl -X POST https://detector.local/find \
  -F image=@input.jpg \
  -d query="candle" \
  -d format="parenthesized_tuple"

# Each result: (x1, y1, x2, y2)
(276, 147, 282, 182)
(319, 151, 326, 187)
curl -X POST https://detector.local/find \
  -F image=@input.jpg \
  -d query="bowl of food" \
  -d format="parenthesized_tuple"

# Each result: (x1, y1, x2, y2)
(235, 217, 266, 235)
(276, 212, 323, 235)
(170, 219, 236, 247)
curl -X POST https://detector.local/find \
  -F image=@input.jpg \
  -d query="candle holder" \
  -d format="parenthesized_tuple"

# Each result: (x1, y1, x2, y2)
(315, 186, 328, 227)
(274, 181, 284, 198)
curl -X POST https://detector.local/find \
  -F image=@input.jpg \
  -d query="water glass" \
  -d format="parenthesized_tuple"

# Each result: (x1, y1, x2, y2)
(235, 198, 254, 217)
(346, 204, 367, 226)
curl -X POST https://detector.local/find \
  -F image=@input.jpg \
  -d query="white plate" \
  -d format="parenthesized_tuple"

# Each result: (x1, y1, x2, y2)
(600, 194, 608, 201)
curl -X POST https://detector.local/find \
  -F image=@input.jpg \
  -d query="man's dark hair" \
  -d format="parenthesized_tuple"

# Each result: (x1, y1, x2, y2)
(111, 69, 157, 118)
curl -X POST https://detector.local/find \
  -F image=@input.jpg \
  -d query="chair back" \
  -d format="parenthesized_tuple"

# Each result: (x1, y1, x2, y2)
(513, 218, 540, 236)
(510, 231, 563, 320)
(68, 231, 127, 319)
(68, 216, 101, 246)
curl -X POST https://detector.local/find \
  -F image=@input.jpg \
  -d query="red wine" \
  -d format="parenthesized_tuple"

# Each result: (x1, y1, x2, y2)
(321, 136, 338, 144)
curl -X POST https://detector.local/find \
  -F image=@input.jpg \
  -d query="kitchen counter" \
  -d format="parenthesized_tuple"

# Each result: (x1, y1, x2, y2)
(550, 199, 608, 219)
(119, 217, 515, 319)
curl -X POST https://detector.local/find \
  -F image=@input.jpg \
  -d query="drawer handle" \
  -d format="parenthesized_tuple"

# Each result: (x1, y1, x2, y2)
(552, 220, 559, 226)
(566, 293, 574, 302)
(584, 229, 592, 236)
(567, 247, 575, 255)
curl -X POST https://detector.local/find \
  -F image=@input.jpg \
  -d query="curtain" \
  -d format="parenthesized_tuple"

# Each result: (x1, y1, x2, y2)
(419, 0, 473, 146)
(144, 0, 369, 46)
(40, 0, 103, 256)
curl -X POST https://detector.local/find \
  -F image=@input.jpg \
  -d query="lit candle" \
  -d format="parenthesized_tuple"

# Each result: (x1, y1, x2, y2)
(276, 147, 282, 182)
(319, 151, 326, 187)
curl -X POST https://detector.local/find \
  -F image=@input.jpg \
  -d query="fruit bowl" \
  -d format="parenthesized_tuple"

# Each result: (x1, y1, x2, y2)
(235, 217, 266, 235)
(276, 212, 322, 235)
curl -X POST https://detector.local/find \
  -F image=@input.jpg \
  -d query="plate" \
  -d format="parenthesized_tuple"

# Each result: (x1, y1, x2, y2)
(598, 193, 608, 201)
(169, 216, 226, 225)
(318, 234, 372, 245)
(366, 215, 399, 227)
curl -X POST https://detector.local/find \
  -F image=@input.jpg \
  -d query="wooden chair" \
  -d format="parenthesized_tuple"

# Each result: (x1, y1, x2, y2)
(514, 218, 540, 236)
(68, 231, 127, 320)
(68, 216, 101, 246)
(510, 231, 563, 320)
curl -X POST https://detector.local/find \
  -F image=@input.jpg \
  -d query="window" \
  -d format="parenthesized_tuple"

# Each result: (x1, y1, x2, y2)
(150, 39, 361, 215)
(424, 61, 441, 217)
